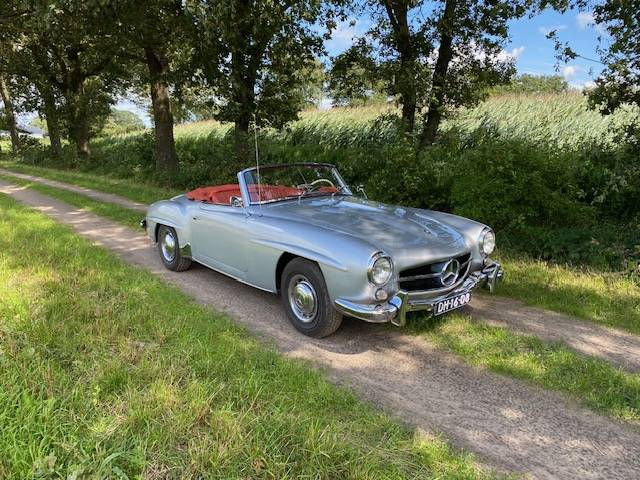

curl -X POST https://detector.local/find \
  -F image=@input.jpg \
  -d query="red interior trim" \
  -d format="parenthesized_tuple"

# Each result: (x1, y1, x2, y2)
(187, 184, 338, 205)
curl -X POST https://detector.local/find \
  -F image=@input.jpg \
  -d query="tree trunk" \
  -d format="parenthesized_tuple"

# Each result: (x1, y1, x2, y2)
(419, 0, 457, 148)
(0, 73, 21, 153)
(65, 79, 91, 159)
(70, 111, 90, 158)
(230, 49, 256, 164)
(41, 88, 62, 158)
(144, 46, 178, 176)
(382, 1, 416, 134)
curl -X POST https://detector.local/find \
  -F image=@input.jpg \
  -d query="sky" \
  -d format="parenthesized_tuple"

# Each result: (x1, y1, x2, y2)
(13, 5, 604, 128)
(324, 6, 604, 90)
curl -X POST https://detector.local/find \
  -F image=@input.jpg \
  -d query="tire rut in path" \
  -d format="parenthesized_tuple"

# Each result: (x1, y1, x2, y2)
(2, 180, 640, 479)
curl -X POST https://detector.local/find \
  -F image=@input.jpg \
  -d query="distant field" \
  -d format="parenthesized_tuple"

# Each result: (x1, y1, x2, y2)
(158, 93, 636, 150)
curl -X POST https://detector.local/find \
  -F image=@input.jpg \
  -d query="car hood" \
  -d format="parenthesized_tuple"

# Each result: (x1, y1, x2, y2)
(259, 196, 470, 261)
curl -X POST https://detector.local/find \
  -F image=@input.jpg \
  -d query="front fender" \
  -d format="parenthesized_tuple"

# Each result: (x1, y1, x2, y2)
(246, 216, 383, 302)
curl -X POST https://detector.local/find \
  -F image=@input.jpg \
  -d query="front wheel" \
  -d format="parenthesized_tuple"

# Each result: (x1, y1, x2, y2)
(157, 225, 192, 272)
(281, 258, 343, 338)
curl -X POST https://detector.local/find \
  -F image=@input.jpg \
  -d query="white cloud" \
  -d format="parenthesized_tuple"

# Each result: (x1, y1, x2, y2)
(495, 46, 525, 62)
(576, 12, 595, 30)
(538, 25, 567, 36)
(576, 11, 607, 35)
(569, 80, 596, 91)
(326, 20, 369, 55)
(562, 65, 578, 79)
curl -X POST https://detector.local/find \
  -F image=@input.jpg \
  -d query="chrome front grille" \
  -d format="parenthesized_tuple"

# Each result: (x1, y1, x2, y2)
(398, 252, 471, 292)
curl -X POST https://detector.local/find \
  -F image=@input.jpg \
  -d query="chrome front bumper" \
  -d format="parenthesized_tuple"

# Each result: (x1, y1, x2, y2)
(334, 261, 503, 328)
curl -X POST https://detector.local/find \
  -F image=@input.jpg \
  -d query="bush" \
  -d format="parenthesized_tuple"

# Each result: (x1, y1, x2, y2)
(14, 99, 640, 271)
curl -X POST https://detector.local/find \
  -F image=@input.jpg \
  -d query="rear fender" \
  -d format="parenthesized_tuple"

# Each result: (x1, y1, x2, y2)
(146, 199, 194, 258)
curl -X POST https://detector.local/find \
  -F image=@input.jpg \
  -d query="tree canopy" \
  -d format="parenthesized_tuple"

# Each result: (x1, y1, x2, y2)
(0, 0, 638, 172)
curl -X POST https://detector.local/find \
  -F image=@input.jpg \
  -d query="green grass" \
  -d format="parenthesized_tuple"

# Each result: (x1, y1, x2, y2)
(167, 93, 636, 150)
(0, 193, 492, 479)
(411, 313, 640, 423)
(497, 254, 640, 335)
(0, 160, 180, 204)
(0, 173, 143, 229)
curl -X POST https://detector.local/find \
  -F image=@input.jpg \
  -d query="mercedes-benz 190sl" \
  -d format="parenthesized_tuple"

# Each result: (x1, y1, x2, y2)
(141, 162, 503, 337)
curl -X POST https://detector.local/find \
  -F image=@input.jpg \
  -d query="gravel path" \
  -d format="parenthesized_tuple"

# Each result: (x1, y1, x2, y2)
(2, 179, 640, 479)
(3, 167, 640, 373)
(0, 168, 147, 211)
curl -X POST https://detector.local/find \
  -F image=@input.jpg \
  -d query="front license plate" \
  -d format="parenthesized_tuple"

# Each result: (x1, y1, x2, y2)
(434, 292, 471, 316)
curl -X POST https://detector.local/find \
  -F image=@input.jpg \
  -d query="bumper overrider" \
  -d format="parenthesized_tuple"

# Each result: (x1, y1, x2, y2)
(334, 261, 504, 328)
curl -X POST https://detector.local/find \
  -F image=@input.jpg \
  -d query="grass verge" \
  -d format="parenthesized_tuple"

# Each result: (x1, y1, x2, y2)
(0, 160, 180, 204)
(3, 165, 640, 430)
(0, 193, 491, 479)
(0, 173, 143, 229)
(497, 254, 640, 335)
(410, 313, 640, 423)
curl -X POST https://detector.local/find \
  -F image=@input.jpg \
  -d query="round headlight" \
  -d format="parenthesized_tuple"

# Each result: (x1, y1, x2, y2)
(368, 253, 393, 286)
(481, 229, 496, 256)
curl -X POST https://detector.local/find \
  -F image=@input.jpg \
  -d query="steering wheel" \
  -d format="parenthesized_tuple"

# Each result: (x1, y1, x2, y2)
(307, 178, 335, 191)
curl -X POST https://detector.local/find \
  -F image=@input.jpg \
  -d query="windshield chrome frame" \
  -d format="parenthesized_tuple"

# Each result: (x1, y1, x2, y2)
(238, 163, 353, 206)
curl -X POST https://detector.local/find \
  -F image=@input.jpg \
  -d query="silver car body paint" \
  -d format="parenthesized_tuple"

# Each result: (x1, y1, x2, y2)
(144, 164, 501, 324)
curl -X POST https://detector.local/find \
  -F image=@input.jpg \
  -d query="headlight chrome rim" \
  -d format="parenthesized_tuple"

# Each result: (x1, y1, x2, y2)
(480, 228, 496, 256)
(367, 252, 393, 286)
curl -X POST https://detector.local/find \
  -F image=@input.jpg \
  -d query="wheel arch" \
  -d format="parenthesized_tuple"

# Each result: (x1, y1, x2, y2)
(275, 252, 301, 292)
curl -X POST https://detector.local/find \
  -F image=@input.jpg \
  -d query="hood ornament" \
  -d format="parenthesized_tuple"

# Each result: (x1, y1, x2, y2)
(440, 259, 460, 287)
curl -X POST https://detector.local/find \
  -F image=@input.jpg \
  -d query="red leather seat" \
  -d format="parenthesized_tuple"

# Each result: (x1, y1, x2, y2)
(186, 184, 242, 205)
(187, 184, 305, 205)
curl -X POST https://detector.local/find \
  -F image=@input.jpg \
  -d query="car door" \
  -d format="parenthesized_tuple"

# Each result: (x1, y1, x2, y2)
(191, 203, 248, 279)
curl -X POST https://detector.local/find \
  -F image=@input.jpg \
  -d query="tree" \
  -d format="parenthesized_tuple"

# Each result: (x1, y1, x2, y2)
(112, 0, 196, 175)
(100, 109, 145, 135)
(0, 0, 66, 159)
(299, 59, 327, 108)
(189, 0, 340, 162)
(8, 1, 125, 158)
(0, 72, 21, 153)
(355, 0, 530, 145)
(547, 0, 640, 114)
(489, 74, 569, 95)
(328, 41, 388, 106)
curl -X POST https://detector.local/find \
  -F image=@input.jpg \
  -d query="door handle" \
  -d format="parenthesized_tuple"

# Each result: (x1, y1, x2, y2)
(192, 216, 199, 220)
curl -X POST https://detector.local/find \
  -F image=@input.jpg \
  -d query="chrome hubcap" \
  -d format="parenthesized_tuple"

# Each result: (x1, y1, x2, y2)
(288, 274, 318, 323)
(161, 231, 176, 262)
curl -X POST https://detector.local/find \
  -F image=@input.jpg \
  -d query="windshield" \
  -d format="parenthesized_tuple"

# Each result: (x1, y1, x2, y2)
(242, 164, 351, 204)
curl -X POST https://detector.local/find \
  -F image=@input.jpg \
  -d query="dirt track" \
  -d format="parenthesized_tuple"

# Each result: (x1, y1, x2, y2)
(1, 178, 640, 479)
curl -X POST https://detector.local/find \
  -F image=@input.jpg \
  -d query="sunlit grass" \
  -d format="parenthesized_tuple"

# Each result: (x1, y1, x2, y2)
(0, 173, 143, 229)
(171, 93, 635, 150)
(0, 161, 180, 204)
(0, 193, 492, 479)
(497, 253, 640, 334)
(410, 313, 640, 423)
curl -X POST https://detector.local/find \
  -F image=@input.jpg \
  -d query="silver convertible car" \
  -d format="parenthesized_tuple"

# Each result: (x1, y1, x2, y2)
(142, 163, 503, 337)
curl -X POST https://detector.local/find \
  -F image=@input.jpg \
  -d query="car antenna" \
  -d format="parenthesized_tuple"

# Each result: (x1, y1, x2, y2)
(253, 113, 262, 212)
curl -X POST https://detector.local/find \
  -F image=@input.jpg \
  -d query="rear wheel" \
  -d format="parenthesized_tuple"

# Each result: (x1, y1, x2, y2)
(281, 258, 342, 338)
(157, 225, 192, 272)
